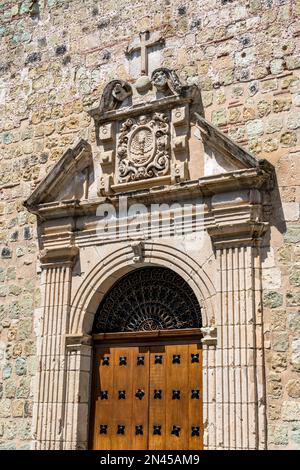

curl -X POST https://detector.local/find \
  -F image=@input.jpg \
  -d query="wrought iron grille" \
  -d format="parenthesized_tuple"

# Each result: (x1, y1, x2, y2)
(92, 267, 202, 333)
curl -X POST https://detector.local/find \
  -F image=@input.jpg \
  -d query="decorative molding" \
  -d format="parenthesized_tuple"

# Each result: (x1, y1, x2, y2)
(200, 326, 217, 346)
(65, 334, 92, 349)
(89, 80, 132, 116)
(24, 140, 92, 210)
(130, 240, 144, 263)
(26, 167, 272, 220)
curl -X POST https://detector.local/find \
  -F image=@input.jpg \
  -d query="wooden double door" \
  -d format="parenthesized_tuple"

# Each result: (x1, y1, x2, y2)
(90, 332, 203, 450)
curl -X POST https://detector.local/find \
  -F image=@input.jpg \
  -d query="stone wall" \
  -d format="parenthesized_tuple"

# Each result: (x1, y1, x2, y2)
(0, 0, 299, 449)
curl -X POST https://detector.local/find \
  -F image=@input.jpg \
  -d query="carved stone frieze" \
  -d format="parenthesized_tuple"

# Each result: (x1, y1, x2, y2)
(117, 112, 170, 183)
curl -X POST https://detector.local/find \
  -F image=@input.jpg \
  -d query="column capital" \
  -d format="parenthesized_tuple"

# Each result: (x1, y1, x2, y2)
(39, 245, 79, 268)
(207, 221, 268, 249)
(201, 326, 217, 346)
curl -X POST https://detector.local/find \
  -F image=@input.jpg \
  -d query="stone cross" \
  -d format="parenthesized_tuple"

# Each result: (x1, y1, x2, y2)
(126, 30, 164, 76)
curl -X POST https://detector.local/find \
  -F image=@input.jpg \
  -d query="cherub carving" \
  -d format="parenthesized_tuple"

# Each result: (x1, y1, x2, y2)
(99, 80, 132, 113)
(151, 68, 186, 95)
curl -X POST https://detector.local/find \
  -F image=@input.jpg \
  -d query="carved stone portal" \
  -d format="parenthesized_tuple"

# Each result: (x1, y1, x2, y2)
(117, 112, 170, 182)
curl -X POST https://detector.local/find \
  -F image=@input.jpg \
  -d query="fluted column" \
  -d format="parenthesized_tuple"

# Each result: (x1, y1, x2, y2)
(63, 336, 92, 450)
(32, 247, 78, 450)
(201, 327, 217, 449)
(209, 227, 267, 450)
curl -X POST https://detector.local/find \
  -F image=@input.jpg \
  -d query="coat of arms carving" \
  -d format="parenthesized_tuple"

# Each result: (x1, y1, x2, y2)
(117, 113, 170, 183)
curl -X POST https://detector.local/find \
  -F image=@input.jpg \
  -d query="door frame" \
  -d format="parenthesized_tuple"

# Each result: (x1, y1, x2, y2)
(89, 328, 203, 449)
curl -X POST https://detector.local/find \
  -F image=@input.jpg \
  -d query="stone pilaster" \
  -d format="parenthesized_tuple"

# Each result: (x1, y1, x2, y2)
(32, 247, 78, 450)
(208, 225, 267, 450)
(201, 327, 217, 449)
(63, 335, 92, 450)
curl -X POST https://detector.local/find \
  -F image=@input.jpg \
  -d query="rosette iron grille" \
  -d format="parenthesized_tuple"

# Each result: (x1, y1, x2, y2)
(92, 267, 202, 333)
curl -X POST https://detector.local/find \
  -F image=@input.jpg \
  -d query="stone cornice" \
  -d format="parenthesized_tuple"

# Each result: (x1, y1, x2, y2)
(26, 167, 272, 220)
(88, 94, 194, 124)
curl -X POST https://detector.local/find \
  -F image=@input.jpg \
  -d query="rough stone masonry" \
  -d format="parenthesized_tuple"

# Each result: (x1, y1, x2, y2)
(0, 0, 300, 450)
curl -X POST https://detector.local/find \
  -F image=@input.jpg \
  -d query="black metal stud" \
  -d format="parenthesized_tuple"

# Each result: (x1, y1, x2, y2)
(135, 425, 143, 435)
(135, 389, 145, 400)
(100, 390, 108, 400)
(191, 426, 200, 437)
(172, 389, 180, 400)
(155, 355, 163, 364)
(171, 425, 181, 436)
(154, 389, 162, 399)
(102, 356, 110, 366)
(137, 356, 144, 366)
(118, 390, 126, 399)
(191, 389, 200, 399)
(117, 425, 125, 435)
(153, 425, 161, 435)
(119, 356, 127, 366)
(191, 353, 199, 363)
(99, 424, 107, 434)
(172, 354, 181, 364)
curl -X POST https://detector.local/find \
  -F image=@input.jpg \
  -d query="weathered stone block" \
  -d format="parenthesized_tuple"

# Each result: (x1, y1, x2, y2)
(289, 265, 300, 286)
(272, 333, 289, 352)
(264, 291, 283, 308)
(286, 379, 300, 398)
(2, 364, 12, 380)
(287, 292, 300, 307)
(269, 423, 289, 445)
(4, 380, 16, 399)
(291, 339, 300, 371)
(288, 312, 300, 332)
(17, 420, 32, 440)
(282, 401, 300, 421)
(267, 373, 282, 398)
(291, 424, 300, 445)
(15, 358, 27, 376)
(11, 400, 23, 418)
(0, 400, 11, 418)
(246, 119, 264, 137)
(271, 352, 287, 371)
(280, 131, 297, 147)
(16, 378, 31, 399)
(284, 226, 300, 244)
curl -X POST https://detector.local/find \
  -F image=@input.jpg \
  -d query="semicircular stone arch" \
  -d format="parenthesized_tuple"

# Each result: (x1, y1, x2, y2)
(69, 241, 216, 335)
(92, 266, 202, 333)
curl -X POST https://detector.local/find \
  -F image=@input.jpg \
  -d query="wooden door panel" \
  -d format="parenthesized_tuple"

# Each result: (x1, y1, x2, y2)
(148, 345, 167, 450)
(131, 347, 150, 450)
(92, 347, 114, 450)
(111, 347, 134, 450)
(188, 343, 203, 450)
(91, 339, 203, 451)
(165, 344, 189, 450)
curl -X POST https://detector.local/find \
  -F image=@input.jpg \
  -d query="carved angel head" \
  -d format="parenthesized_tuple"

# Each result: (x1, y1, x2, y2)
(151, 68, 184, 95)
(151, 69, 169, 91)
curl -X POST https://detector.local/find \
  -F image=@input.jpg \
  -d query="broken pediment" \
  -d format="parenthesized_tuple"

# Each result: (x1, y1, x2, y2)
(24, 139, 95, 210)
(24, 30, 273, 215)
